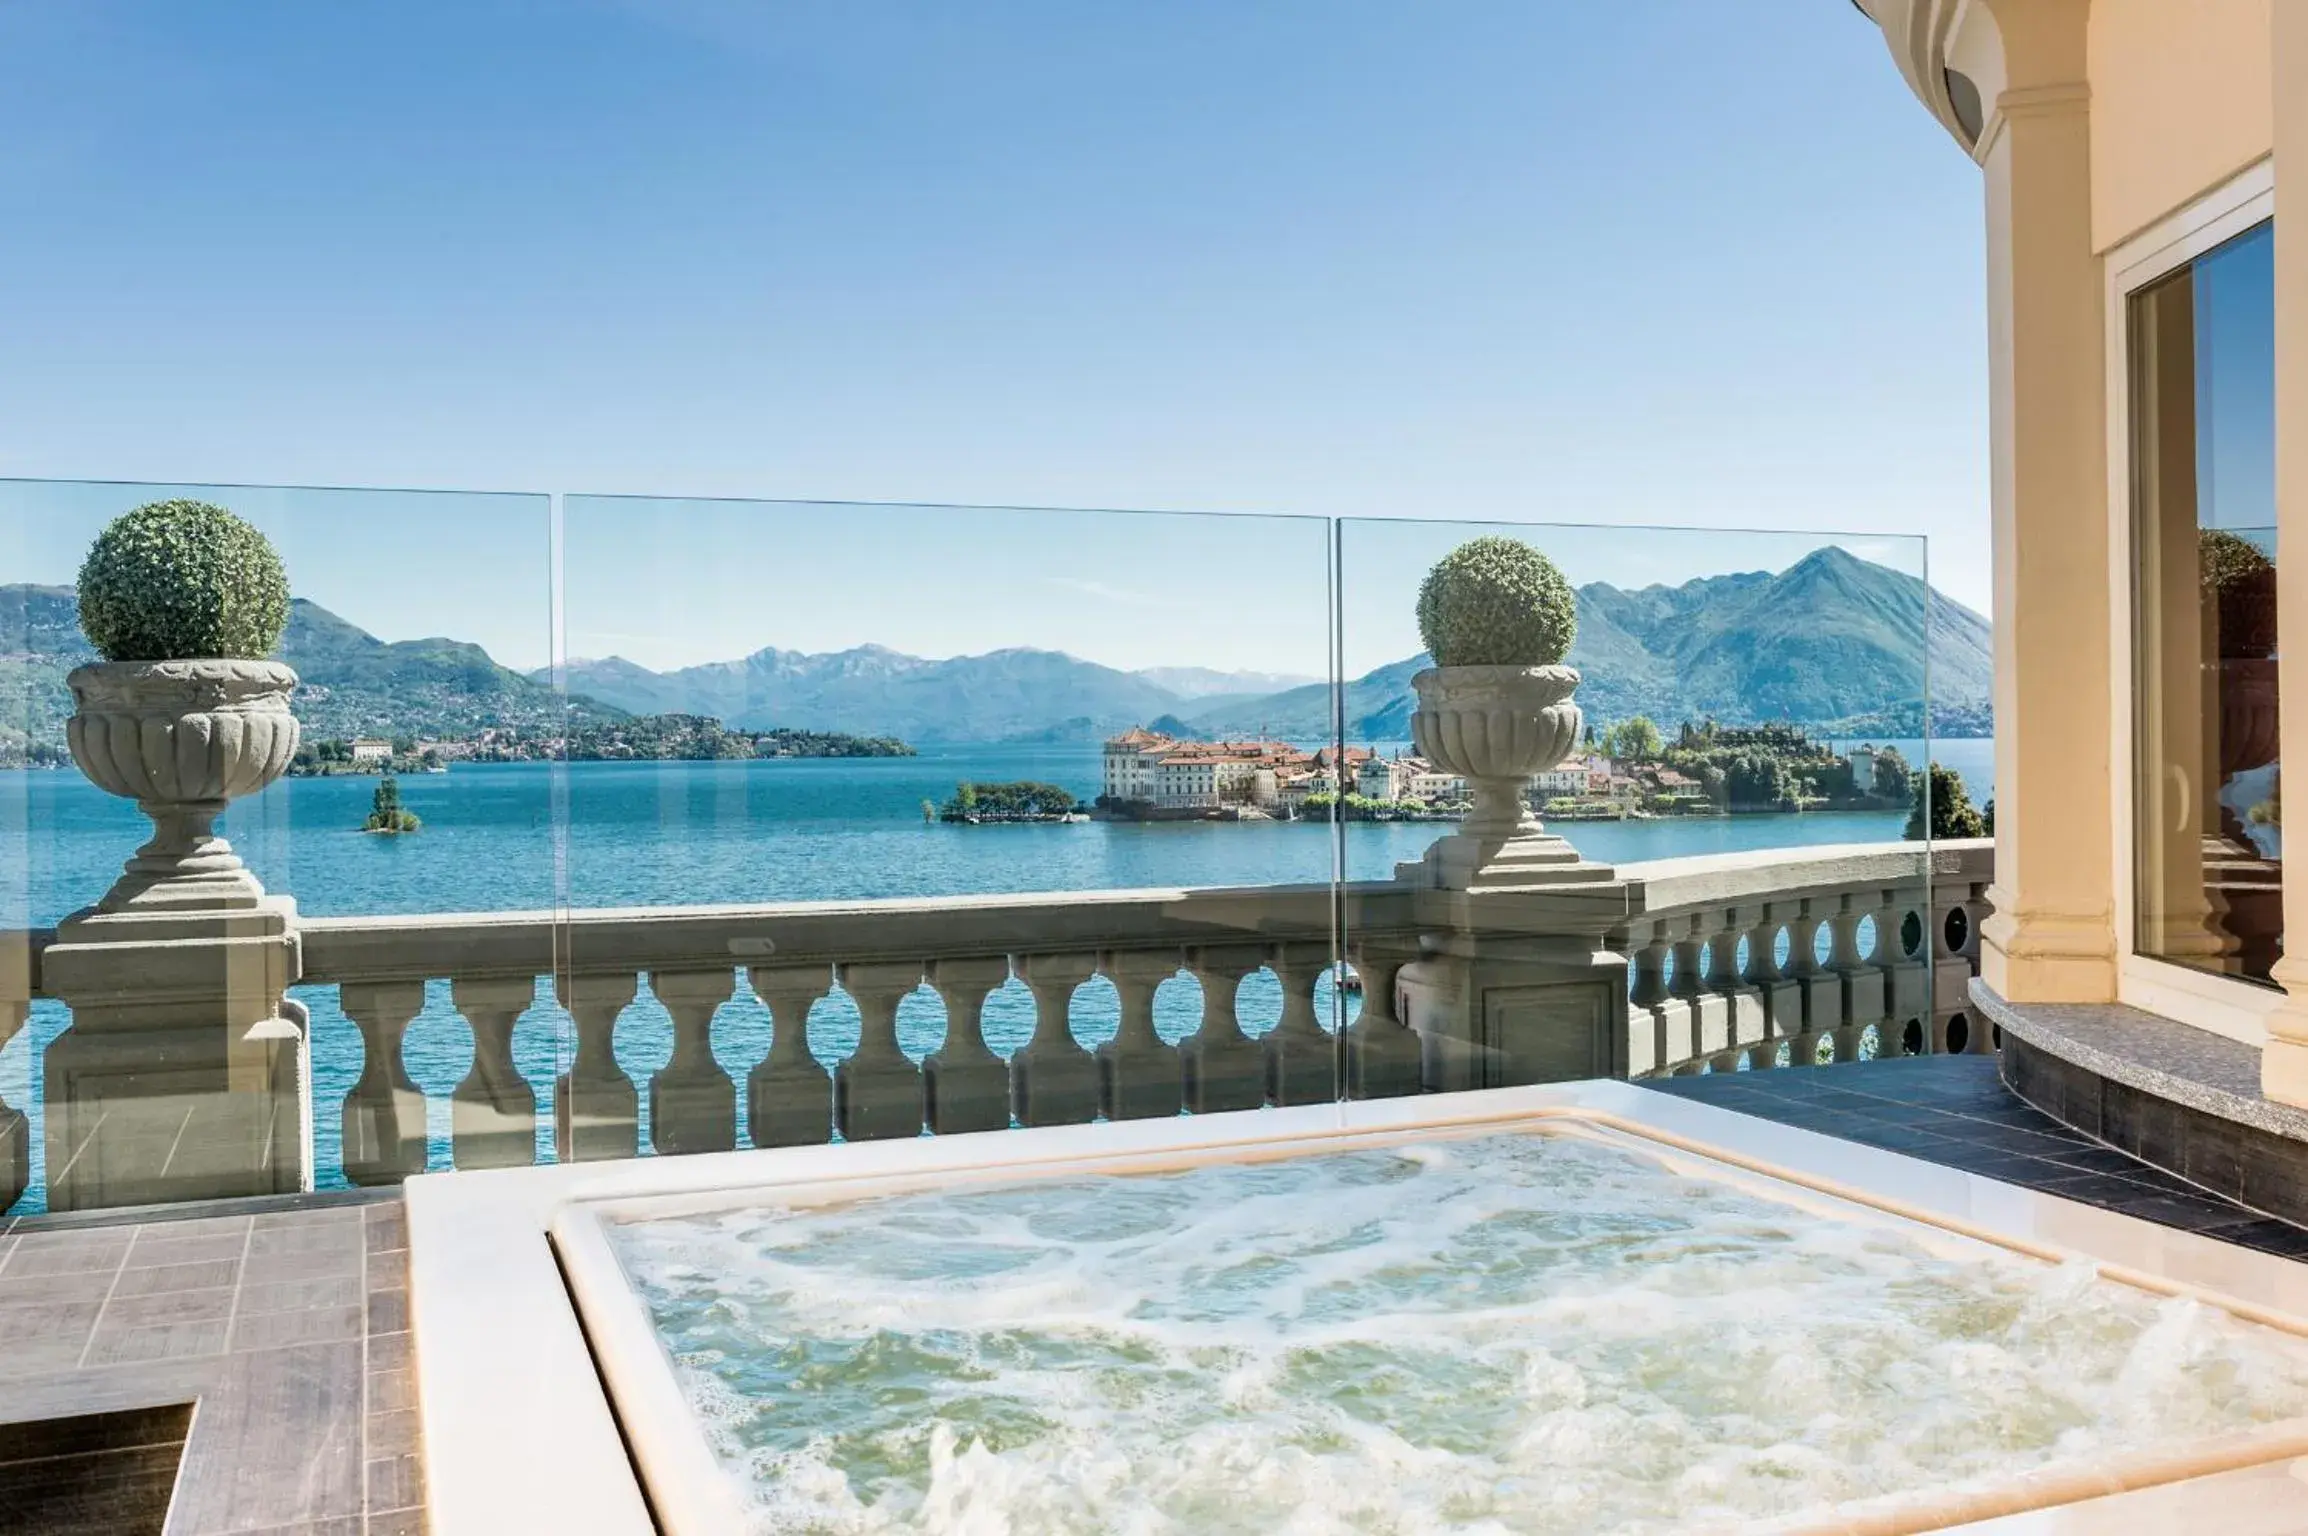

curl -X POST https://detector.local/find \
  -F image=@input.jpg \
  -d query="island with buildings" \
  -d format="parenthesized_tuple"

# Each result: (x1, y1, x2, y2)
(287, 713, 914, 776)
(1096, 722, 1916, 822)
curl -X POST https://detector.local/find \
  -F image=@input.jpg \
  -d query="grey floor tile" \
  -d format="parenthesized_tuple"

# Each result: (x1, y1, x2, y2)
(82, 1317, 233, 1368)
(126, 1231, 249, 1269)
(249, 1225, 364, 1260)
(100, 1288, 237, 1329)
(0, 1299, 105, 1348)
(0, 1361, 218, 1428)
(365, 1333, 409, 1374)
(364, 1290, 407, 1336)
(361, 1211, 407, 1257)
(252, 1207, 362, 1232)
(0, 1331, 106, 1380)
(364, 1369, 414, 1416)
(242, 1247, 364, 1285)
(230, 1304, 365, 1353)
(366, 1507, 426, 1536)
(364, 1452, 423, 1513)
(4, 1238, 130, 1279)
(114, 1258, 241, 1298)
(242, 1276, 364, 1317)
(365, 1407, 418, 1459)
(0, 1270, 118, 1308)
(166, 1341, 362, 1533)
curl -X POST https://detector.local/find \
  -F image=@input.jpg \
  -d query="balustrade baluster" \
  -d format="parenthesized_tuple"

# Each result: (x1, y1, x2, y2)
(1345, 944, 1421, 1099)
(1929, 886, 1985, 1053)
(0, 996, 27, 1213)
(1706, 907, 1763, 1068)
(648, 968, 737, 1156)
(747, 964, 833, 1147)
(1782, 906, 1829, 1067)
(555, 972, 639, 1163)
(341, 980, 429, 1185)
(1096, 950, 1183, 1121)
(834, 962, 926, 1142)
(1826, 895, 1884, 1062)
(1625, 925, 1673, 1077)
(1878, 886, 1930, 1054)
(925, 957, 1013, 1134)
(1668, 916, 1719, 1070)
(1264, 944, 1337, 1105)
(1742, 906, 1798, 1066)
(1010, 953, 1099, 1127)
(1181, 945, 1266, 1113)
(448, 976, 538, 1171)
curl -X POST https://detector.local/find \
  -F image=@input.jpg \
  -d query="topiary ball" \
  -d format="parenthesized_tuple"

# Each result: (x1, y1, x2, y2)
(2200, 527, 2277, 660)
(77, 500, 291, 662)
(1416, 536, 1578, 667)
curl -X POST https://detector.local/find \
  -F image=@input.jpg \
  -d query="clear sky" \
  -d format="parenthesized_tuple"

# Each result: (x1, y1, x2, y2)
(0, 2, 1987, 675)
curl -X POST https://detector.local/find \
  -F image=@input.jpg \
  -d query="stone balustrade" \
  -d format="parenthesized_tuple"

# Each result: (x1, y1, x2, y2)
(0, 842, 1996, 1207)
(1615, 839, 1995, 1077)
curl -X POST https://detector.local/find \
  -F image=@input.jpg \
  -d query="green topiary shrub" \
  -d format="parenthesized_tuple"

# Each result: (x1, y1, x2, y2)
(1415, 536, 1577, 667)
(77, 501, 291, 662)
(2200, 527, 2277, 659)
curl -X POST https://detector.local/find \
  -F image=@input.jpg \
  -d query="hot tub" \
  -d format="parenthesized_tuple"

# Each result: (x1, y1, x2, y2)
(405, 1084, 2308, 1535)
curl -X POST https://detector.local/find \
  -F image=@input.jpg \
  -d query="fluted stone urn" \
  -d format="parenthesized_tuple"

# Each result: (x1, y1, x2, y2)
(1407, 663, 1608, 890)
(67, 658, 301, 913)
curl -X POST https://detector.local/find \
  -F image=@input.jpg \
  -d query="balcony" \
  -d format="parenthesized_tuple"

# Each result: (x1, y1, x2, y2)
(2, 485, 2296, 1536)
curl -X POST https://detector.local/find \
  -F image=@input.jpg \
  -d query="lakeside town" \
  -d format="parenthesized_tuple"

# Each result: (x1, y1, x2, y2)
(283, 714, 913, 776)
(1083, 721, 1921, 823)
(935, 721, 1929, 826)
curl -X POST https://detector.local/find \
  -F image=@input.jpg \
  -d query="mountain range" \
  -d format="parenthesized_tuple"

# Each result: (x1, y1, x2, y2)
(0, 548, 1992, 757)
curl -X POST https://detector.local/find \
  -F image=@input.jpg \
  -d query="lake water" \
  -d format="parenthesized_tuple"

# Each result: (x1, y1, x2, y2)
(0, 738, 1992, 1208)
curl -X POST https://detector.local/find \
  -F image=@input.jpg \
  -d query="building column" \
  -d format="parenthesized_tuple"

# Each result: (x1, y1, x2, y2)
(2263, 2, 2308, 1103)
(1974, 0, 2118, 1003)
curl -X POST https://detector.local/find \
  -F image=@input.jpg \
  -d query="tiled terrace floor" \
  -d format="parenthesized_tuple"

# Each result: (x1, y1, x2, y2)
(0, 1195, 422, 1536)
(1644, 1052, 2308, 1260)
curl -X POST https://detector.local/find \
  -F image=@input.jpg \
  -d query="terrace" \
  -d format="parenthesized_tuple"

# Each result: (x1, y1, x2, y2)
(6, 3, 2308, 1534)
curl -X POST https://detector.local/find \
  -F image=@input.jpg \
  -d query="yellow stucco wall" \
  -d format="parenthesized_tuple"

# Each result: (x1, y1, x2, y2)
(2086, 0, 2272, 251)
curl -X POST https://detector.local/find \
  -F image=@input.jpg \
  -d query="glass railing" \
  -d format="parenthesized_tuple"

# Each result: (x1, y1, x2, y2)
(0, 478, 1976, 1214)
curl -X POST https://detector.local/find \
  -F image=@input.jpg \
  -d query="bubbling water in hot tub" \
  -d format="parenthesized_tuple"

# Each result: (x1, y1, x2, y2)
(610, 1133, 2308, 1534)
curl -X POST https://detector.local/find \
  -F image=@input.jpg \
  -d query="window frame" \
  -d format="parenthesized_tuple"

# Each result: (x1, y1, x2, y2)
(2105, 156, 2278, 1045)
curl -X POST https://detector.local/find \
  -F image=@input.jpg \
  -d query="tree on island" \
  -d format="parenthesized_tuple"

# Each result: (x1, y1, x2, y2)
(1905, 762, 1986, 841)
(941, 781, 1082, 820)
(363, 774, 422, 834)
(1872, 746, 1913, 805)
(1605, 716, 1663, 762)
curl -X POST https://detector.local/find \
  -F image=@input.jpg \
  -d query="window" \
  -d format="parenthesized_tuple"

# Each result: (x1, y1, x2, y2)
(2129, 219, 2279, 986)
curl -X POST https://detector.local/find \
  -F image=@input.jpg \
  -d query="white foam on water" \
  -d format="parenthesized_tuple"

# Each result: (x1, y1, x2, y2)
(609, 1133, 2308, 1535)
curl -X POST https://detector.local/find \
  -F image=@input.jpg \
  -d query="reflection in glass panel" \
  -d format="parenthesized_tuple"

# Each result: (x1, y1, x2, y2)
(1334, 518, 1942, 1092)
(2130, 221, 2280, 986)
(0, 480, 557, 1212)
(554, 497, 1341, 1160)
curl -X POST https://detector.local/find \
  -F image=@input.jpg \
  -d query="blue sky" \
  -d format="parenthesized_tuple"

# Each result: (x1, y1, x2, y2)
(0, 2, 1985, 674)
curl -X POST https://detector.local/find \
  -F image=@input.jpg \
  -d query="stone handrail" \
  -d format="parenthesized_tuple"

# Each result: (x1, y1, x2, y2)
(1, 841, 1998, 1208)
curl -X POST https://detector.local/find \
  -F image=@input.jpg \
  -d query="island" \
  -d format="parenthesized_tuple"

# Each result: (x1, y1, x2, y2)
(289, 713, 914, 776)
(1097, 721, 1921, 823)
(362, 775, 422, 834)
(938, 781, 1089, 824)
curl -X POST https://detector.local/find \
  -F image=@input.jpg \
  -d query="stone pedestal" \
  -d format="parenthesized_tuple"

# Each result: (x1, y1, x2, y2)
(39, 899, 307, 1211)
(1399, 889, 1629, 1090)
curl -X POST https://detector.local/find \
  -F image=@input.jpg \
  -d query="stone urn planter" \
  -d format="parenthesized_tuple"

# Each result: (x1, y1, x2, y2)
(1409, 663, 1600, 889)
(1402, 536, 1611, 891)
(68, 658, 301, 912)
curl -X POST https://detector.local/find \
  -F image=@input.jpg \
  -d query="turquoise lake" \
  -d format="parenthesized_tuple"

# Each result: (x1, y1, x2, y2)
(0, 739, 1991, 1209)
